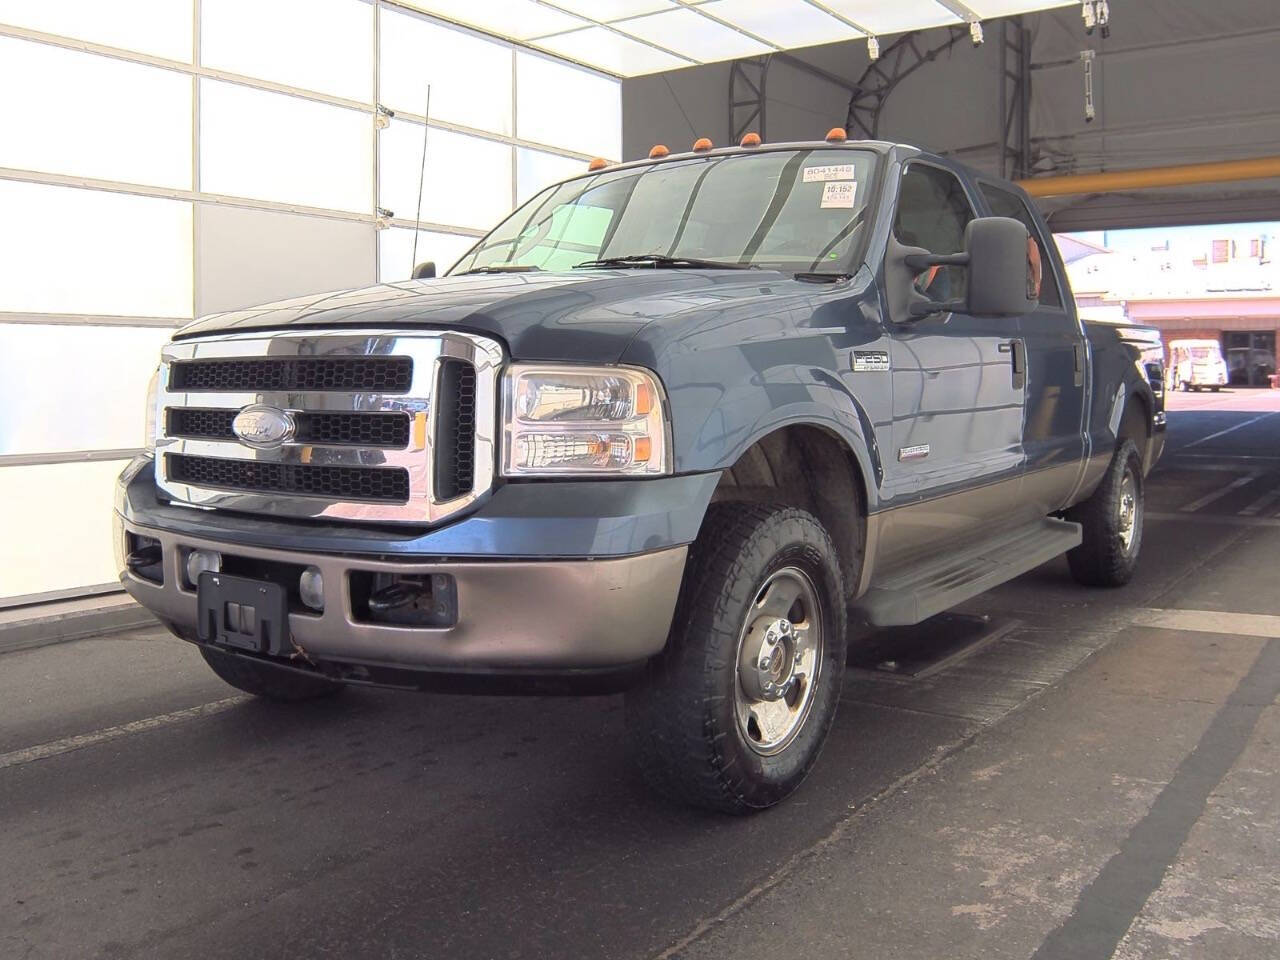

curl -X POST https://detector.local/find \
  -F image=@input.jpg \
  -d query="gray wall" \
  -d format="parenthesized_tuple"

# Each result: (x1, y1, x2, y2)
(619, 0, 1280, 228)
(622, 53, 850, 160)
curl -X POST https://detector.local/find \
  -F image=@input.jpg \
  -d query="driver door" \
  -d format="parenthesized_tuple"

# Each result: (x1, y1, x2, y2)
(876, 162, 1027, 569)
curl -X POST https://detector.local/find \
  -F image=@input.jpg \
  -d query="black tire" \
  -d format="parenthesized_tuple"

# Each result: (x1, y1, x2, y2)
(626, 503, 849, 813)
(1211, 386, 1221, 393)
(1065, 439, 1144, 588)
(199, 645, 345, 702)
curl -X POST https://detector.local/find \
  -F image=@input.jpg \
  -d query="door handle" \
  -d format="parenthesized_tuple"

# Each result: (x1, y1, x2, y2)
(1007, 340, 1025, 390)
(1073, 342, 1086, 387)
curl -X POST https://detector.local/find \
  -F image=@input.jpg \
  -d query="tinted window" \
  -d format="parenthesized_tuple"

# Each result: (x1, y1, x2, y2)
(978, 183, 1062, 307)
(452, 148, 877, 275)
(893, 164, 974, 301)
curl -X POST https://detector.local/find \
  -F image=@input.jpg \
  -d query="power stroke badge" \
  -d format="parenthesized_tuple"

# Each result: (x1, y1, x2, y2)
(853, 350, 890, 373)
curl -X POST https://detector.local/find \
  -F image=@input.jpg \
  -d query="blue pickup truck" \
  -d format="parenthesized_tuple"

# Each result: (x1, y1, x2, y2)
(116, 135, 1165, 812)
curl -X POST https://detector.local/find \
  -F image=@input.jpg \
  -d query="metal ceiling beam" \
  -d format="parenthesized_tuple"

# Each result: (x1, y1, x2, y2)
(999, 17, 1032, 179)
(845, 26, 969, 140)
(729, 55, 771, 143)
(1018, 154, 1280, 197)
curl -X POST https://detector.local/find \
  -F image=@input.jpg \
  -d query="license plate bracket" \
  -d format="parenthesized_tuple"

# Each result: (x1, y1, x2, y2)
(197, 571, 290, 656)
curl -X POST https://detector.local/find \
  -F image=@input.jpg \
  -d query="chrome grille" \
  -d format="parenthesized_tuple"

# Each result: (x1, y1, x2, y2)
(167, 454, 411, 503)
(167, 408, 412, 448)
(434, 359, 477, 501)
(170, 356, 413, 393)
(154, 330, 503, 524)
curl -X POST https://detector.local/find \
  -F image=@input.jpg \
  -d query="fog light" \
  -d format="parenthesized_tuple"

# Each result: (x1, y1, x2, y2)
(299, 566, 325, 612)
(185, 548, 222, 587)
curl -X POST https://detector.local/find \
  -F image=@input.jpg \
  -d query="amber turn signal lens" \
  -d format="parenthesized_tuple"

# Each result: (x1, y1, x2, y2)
(739, 132, 761, 147)
(587, 157, 608, 171)
(825, 127, 847, 143)
(692, 137, 713, 151)
(649, 144, 670, 158)
(634, 381, 653, 415)
(633, 437, 652, 463)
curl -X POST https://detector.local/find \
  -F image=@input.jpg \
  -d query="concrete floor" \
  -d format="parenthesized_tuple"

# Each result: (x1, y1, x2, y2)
(2, 388, 1279, 960)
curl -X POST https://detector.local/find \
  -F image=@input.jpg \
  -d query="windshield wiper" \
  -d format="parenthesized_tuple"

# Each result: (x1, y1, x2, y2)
(459, 264, 543, 275)
(574, 254, 755, 270)
(794, 271, 852, 284)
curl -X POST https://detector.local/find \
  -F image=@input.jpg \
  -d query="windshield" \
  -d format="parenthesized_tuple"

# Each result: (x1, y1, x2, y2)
(449, 148, 878, 276)
(1189, 347, 1219, 361)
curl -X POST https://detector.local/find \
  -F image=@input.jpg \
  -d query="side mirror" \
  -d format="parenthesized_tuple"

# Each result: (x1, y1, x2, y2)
(411, 261, 436, 280)
(888, 216, 1040, 321)
(964, 217, 1040, 317)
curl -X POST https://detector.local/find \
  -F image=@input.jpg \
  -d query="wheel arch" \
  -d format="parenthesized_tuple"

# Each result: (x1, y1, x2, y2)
(709, 423, 869, 603)
(1119, 387, 1154, 473)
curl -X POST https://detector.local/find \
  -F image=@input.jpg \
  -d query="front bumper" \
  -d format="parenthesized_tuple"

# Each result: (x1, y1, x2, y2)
(114, 458, 702, 676)
(117, 514, 686, 673)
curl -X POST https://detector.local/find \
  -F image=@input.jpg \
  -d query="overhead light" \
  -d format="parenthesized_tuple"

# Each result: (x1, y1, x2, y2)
(1080, 50, 1096, 123)
(970, 21, 984, 46)
(1097, 0, 1110, 39)
(1082, 0, 1096, 34)
(867, 35, 880, 61)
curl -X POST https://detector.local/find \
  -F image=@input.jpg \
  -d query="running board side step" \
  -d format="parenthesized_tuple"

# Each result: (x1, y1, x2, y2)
(857, 517, 1082, 626)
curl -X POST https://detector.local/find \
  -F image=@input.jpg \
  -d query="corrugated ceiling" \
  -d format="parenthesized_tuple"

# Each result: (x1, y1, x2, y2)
(394, 0, 1076, 76)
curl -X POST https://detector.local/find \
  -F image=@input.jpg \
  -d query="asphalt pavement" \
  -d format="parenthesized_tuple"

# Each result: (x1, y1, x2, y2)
(2, 388, 1279, 960)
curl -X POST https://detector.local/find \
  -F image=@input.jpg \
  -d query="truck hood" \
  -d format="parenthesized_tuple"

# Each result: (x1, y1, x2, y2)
(174, 269, 796, 364)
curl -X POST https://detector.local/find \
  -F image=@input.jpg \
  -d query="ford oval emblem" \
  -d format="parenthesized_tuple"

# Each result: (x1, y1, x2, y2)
(232, 404, 295, 449)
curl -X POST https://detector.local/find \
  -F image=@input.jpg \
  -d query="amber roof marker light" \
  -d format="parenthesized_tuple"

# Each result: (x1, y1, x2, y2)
(825, 128, 847, 143)
(649, 144, 670, 158)
(692, 137, 713, 151)
(587, 157, 609, 171)
(739, 132, 761, 147)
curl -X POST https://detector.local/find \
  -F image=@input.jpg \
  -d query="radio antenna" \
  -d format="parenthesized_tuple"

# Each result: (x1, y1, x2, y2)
(410, 83, 432, 273)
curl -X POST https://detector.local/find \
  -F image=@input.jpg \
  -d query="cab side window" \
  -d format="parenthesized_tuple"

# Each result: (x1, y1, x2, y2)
(978, 184, 1063, 307)
(893, 164, 975, 301)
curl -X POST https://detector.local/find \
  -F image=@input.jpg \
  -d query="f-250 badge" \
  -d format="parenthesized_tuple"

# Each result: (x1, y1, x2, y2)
(853, 350, 890, 372)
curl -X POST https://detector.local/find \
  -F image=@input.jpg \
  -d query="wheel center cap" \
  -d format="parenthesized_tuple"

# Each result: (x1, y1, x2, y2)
(739, 616, 795, 702)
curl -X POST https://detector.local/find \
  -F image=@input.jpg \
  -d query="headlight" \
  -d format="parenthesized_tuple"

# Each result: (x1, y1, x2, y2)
(502, 364, 670, 476)
(143, 367, 160, 450)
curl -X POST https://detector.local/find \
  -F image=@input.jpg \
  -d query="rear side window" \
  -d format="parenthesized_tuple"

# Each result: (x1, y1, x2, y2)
(893, 164, 974, 301)
(978, 183, 1063, 307)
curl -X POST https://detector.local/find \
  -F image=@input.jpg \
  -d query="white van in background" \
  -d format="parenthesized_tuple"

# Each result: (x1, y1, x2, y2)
(1167, 339, 1229, 392)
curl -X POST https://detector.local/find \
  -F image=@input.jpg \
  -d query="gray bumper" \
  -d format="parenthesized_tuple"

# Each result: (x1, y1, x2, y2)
(115, 515, 687, 672)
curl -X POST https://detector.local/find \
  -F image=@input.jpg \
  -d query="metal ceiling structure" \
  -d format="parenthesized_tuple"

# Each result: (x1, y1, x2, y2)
(395, 0, 1075, 78)
(620, 0, 1280, 231)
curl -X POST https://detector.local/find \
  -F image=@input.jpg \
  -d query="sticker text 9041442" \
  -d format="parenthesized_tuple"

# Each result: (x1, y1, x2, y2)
(803, 164, 856, 182)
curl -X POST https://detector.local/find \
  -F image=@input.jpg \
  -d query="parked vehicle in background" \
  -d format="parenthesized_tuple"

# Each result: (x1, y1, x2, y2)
(115, 135, 1166, 813)
(1168, 338, 1228, 391)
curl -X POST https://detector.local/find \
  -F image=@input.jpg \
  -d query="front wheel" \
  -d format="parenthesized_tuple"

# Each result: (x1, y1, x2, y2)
(626, 503, 848, 813)
(1065, 439, 1144, 587)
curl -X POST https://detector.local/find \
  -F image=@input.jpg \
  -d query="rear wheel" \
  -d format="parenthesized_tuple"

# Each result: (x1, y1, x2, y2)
(200, 645, 345, 702)
(626, 503, 848, 813)
(1065, 439, 1144, 587)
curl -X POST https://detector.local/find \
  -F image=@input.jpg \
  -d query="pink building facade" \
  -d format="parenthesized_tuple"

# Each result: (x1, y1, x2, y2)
(1125, 296, 1279, 387)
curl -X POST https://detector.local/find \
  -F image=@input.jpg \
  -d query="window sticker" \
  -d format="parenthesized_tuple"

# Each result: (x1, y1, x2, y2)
(803, 164, 856, 182)
(820, 181, 857, 208)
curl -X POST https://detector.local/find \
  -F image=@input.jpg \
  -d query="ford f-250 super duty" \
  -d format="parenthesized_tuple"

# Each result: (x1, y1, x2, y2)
(116, 133, 1165, 812)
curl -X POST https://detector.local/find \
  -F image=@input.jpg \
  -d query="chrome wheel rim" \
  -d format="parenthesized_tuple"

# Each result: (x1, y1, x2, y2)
(1117, 471, 1138, 553)
(734, 566, 823, 756)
